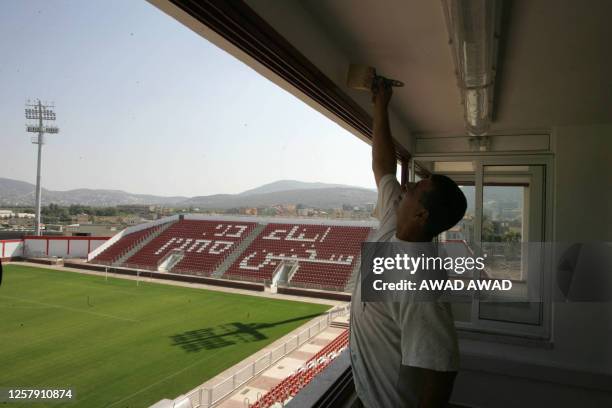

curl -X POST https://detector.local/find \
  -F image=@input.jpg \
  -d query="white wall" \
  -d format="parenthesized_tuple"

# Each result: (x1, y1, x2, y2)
(453, 125, 612, 406)
(546, 124, 612, 370)
(554, 124, 612, 242)
(70, 240, 89, 256)
(48, 240, 67, 257)
(1, 240, 24, 258)
(25, 239, 47, 257)
(87, 239, 107, 255)
(23, 237, 109, 259)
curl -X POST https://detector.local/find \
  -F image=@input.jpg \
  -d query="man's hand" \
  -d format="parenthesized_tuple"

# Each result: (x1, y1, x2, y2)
(372, 78, 393, 109)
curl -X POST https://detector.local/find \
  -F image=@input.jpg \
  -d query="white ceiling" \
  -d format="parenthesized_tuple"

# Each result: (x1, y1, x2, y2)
(286, 0, 612, 135)
(488, 0, 612, 131)
(299, 0, 463, 134)
(160, 0, 612, 139)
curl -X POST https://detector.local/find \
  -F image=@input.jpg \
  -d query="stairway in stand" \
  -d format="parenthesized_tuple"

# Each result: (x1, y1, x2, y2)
(211, 223, 266, 278)
(113, 221, 177, 267)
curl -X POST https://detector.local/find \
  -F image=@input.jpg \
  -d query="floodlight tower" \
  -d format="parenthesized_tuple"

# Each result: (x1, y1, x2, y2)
(25, 99, 59, 236)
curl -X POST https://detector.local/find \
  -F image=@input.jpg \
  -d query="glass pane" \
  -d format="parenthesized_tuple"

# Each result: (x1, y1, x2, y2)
(482, 184, 524, 280)
(479, 165, 545, 325)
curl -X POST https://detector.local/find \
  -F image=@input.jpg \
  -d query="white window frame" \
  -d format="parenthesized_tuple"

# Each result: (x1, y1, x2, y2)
(411, 153, 554, 339)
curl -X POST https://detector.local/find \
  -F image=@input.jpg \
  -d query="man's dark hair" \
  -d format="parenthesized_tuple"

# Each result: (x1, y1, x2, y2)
(420, 174, 467, 238)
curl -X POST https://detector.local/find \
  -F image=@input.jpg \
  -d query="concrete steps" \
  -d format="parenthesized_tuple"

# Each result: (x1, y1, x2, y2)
(113, 221, 176, 267)
(285, 262, 300, 283)
(158, 250, 185, 272)
(211, 223, 267, 278)
(330, 320, 350, 329)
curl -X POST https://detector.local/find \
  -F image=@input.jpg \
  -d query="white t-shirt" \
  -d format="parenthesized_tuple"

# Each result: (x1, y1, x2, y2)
(349, 174, 459, 408)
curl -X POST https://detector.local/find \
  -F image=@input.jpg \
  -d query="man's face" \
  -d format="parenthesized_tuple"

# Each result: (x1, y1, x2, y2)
(395, 178, 434, 233)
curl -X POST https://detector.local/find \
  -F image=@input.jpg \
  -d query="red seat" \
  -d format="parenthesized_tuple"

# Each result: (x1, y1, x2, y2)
(224, 224, 371, 291)
(122, 220, 256, 276)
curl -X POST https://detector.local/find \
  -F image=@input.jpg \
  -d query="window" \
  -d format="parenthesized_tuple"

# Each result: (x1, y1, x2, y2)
(413, 156, 553, 338)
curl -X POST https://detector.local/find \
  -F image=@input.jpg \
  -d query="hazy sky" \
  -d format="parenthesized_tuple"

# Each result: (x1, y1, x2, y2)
(0, 0, 379, 197)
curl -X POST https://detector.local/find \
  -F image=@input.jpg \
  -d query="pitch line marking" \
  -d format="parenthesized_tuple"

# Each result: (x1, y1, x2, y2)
(0, 295, 139, 323)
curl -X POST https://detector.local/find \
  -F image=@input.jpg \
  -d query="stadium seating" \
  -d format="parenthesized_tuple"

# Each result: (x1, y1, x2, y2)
(224, 223, 371, 289)
(90, 218, 372, 290)
(250, 329, 349, 408)
(122, 219, 257, 276)
(90, 225, 163, 265)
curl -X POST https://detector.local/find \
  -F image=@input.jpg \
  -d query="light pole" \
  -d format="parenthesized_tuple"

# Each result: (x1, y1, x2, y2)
(25, 100, 59, 236)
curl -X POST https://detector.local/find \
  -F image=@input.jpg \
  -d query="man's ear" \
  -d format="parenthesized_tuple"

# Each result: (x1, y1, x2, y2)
(415, 208, 429, 223)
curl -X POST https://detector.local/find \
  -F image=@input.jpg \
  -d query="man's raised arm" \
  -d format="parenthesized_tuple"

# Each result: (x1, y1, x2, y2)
(372, 81, 398, 186)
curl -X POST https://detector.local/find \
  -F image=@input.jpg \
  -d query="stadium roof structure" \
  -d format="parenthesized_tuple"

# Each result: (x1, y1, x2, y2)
(163, 214, 379, 227)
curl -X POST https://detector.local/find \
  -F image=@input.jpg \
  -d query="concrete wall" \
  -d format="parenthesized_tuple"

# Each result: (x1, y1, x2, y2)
(63, 261, 266, 292)
(24, 238, 46, 256)
(23, 237, 109, 259)
(553, 124, 612, 242)
(1, 239, 24, 259)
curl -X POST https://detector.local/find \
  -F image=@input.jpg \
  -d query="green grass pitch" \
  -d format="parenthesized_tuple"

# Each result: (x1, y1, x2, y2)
(0, 264, 330, 407)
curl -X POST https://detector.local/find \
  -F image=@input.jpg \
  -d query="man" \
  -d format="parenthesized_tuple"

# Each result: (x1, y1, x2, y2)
(350, 80, 467, 407)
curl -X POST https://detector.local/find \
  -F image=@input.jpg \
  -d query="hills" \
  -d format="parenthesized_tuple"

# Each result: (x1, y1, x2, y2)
(0, 178, 376, 209)
(0, 178, 186, 207)
(238, 180, 352, 196)
(184, 187, 376, 209)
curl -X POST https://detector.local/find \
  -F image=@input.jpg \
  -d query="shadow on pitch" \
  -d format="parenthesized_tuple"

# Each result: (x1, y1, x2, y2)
(169, 313, 323, 352)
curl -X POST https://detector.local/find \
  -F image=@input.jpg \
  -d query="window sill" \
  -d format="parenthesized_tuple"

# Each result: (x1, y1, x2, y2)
(458, 327, 554, 349)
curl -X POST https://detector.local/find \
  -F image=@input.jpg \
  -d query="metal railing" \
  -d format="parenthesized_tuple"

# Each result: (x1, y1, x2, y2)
(173, 305, 350, 408)
(221, 273, 270, 285)
(280, 280, 348, 293)
(101, 264, 349, 293)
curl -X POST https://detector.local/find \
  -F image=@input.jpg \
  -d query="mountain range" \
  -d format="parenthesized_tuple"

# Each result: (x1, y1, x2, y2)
(0, 178, 377, 209)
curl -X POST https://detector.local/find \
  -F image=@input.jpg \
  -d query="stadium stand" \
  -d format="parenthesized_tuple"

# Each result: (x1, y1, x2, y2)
(250, 329, 349, 408)
(87, 217, 373, 291)
(90, 224, 164, 265)
(224, 223, 371, 289)
(123, 219, 257, 276)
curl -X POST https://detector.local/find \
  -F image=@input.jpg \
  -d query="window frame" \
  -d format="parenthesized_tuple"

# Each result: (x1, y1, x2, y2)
(410, 153, 554, 339)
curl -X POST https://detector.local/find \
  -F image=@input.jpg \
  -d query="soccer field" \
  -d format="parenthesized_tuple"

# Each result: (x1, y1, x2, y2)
(0, 264, 330, 407)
